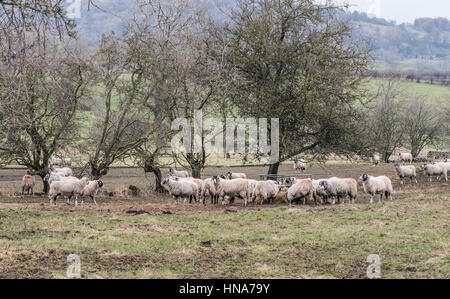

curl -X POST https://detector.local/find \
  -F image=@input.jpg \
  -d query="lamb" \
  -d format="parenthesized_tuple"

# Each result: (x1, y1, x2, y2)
(287, 179, 314, 206)
(213, 176, 249, 206)
(358, 174, 393, 204)
(421, 163, 448, 182)
(21, 171, 35, 195)
(394, 164, 417, 185)
(398, 152, 413, 163)
(161, 177, 199, 204)
(51, 167, 73, 177)
(169, 168, 190, 178)
(293, 159, 306, 172)
(319, 177, 357, 204)
(312, 179, 329, 204)
(372, 154, 380, 166)
(226, 172, 247, 179)
(252, 180, 279, 205)
(80, 180, 104, 205)
(202, 178, 218, 204)
(49, 177, 89, 206)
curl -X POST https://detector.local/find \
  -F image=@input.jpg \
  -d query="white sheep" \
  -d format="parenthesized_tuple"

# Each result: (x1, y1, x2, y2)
(319, 177, 358, 204)
(167, 175, 203, 203)
(202, 178, 218, 204)
(169, 168, 190, 178)
(372, 154, 380, 166)
(49, 177, 89, 206)
(421, 163, 448, 182)
(394, 164, 417, 184)
(226, 172, 247, 179)
(44, 172, 78, 185)
(358, 174, 393, 204)
(312, 179, 329, 204)
(51, 167, 73, 177)
(161, 177, 199, 204)
(253, 180, 279, 205)
(80, 180, 104, 205)
(21, 171, 36, 195)
(293, 159, 306, 172)
(213, 176, 249, 206)
(287, 179, 314, 206)
(398, 152, 413, 163)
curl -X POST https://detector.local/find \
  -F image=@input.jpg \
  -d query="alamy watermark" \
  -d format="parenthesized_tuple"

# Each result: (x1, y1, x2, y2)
(67, 254, 81, 279)
(366, 254, 381, 279)
(171, 110, 280, 164)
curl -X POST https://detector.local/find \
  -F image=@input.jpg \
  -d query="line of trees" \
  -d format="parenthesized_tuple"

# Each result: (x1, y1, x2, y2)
(1, 0, 448, 194)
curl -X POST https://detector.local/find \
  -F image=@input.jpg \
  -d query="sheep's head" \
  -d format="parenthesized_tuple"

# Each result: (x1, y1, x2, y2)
(394, 163, 399, 169)
(319, 180, 328, 190)
(226, 172, 232, 178)
(161, 178, 169, 186)
(43, 174, 50, 182)
(421, 164, 428, 170)
(212, 176, 220, 184)
(359, 174, 369, 182)
(97, 180, 104, 188)
(169, 168, 174, 174)
(220, 174, 227, 179)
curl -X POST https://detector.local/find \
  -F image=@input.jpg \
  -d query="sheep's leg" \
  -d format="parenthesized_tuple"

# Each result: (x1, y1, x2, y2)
(173, 195, 178, 204)
(379, 194, 383, 203)
(91, 196, 97, 205)
(414, 176, 417, 184)
(400, 176, 404, 185)
(74, 196, 78, 207)
(369, 194, 374, 204)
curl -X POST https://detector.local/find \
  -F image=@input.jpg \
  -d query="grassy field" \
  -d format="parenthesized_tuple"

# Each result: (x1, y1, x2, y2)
(0, 162, 448, 279)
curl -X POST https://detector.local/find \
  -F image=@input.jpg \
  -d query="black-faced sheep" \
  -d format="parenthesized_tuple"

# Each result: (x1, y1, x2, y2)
(293, 160, 306, 173)
(421, 163, 448, 182)
(49, 177, 89, 206)
(161, 178, 198, 204)
(80, 180, 104, 205)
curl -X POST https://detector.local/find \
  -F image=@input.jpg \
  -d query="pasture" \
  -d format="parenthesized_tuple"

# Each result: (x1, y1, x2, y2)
(0, 162, 448, 279)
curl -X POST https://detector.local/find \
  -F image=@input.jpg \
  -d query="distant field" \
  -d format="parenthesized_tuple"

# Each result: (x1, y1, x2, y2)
(0, 162, 448, 279)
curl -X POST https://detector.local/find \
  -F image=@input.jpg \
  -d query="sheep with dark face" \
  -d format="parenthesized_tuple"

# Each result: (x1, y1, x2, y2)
(358, 174, 393, 204)
(80, 180, 104, 205)
(168, 168, 190, 178)
(49, 177, 89, 206)
(22, 171, 35, 195)
(394, 164, 417, 185)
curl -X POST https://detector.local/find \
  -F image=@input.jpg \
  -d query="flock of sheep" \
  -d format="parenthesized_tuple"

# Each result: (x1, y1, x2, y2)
(19, 155, 449, 207)
(21, 156, 104, 206)
(160, 157, 449, 207)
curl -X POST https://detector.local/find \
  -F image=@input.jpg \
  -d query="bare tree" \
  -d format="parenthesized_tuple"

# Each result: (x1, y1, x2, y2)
(403, 96, 444, 159)
(0, 33, 91, 192)
(368, 79, 406, 162)
(81, 34, 147, 180)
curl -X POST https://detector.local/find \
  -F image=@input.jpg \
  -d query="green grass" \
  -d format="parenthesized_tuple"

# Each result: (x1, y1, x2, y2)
(0, 163, 448, 278)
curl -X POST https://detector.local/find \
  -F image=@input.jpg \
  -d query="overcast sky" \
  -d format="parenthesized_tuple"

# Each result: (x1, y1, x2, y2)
(343, 0, 450, 24)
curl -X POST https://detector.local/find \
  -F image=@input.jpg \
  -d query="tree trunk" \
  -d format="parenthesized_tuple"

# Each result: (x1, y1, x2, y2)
(268, 162, 280, 175)
(191, 167, 201, 179)
(152, 168, 165, 193)
(40, 174, 50, 194)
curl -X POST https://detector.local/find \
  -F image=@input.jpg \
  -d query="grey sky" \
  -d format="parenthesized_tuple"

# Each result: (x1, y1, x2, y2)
(345, 0, 450, 24)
